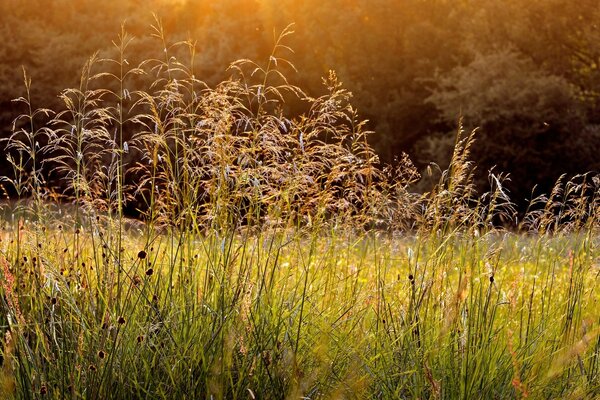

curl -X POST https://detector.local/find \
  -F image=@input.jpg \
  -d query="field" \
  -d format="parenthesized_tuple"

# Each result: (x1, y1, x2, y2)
(0, 216, 599, 398)
(1, 23, 600, 399)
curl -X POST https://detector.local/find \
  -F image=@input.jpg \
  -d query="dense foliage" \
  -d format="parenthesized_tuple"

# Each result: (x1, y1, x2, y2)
(2, 0, 600, 204)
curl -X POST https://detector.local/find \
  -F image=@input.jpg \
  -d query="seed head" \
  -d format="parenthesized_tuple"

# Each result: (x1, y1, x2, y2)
(138, 250, 147, 260)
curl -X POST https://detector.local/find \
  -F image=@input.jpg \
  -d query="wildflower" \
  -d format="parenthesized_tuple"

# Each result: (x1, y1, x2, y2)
(145, 268, 154, 277)
(138, 250, 147, 260)
(133, 275, 142, 287)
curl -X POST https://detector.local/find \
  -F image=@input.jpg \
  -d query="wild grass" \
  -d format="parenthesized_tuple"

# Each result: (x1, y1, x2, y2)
(0, 21, 599, 399)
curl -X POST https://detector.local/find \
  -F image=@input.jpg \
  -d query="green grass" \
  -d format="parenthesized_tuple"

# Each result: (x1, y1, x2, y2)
(0, 221, 599, 398)
(1, 21, 600, 399)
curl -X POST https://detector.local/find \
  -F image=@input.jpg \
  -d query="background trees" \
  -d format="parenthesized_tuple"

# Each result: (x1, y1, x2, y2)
(1, 0, 599, 206)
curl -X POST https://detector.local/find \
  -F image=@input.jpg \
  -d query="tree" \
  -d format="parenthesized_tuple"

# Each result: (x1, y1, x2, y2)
(427, 48, 597, 202)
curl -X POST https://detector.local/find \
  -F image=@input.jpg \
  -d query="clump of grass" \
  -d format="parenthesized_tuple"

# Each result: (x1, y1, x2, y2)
(0, 19, 600, 400)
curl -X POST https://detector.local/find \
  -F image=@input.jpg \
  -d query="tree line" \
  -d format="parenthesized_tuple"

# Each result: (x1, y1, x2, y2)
(1, 0, 599, 206)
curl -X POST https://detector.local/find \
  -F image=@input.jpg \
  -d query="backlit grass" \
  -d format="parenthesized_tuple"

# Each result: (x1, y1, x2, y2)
(1, 21, 600, 399)
(0, 222, 599, 398)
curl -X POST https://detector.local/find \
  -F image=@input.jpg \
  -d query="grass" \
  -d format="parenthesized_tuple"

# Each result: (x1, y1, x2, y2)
(0, 222, 599, 398)
(0, 21, 599, 399)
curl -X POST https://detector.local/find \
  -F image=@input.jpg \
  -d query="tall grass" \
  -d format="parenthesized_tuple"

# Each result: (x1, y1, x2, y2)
(0, 21, 599, 399)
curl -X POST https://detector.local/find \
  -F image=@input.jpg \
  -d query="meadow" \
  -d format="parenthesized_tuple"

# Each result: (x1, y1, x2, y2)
(1, 23, 600, 399)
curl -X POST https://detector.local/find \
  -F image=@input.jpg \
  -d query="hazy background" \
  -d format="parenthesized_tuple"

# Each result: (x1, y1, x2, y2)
(1, 0, 600, 206)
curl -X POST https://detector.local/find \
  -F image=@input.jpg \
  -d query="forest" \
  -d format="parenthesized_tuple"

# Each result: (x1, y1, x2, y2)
(2, 0, 600, 205)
